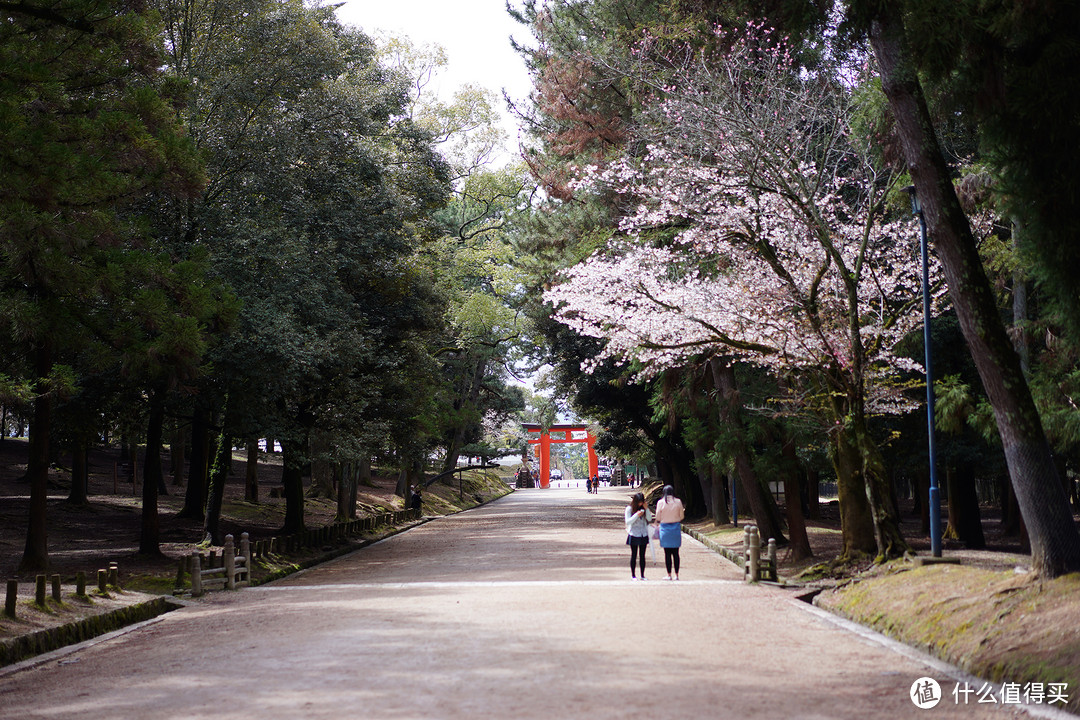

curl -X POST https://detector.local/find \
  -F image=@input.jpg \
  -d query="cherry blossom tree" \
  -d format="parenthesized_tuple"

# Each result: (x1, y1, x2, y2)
(546, 25, 940, 561)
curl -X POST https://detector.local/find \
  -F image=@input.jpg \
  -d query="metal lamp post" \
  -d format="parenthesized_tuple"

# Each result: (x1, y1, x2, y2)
(906, 186, 942, 557)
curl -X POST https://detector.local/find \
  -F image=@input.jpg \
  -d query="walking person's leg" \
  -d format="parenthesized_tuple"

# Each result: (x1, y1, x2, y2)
(664, 548, 674, 579)
(637, 543, 646, 578)
(672, 548, 680, 580)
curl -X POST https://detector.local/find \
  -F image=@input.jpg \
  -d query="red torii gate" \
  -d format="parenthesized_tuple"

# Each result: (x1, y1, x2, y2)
(522, 423, 599, 489)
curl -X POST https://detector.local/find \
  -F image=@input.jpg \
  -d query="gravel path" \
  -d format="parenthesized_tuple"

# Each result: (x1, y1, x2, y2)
(0, 487, 1034, 719)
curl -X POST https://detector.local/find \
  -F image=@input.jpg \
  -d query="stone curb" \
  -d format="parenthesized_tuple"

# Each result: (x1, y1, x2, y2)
(250, 516, 434, 587)
(0, 595, 183, 668)
(683, 526, 743, 567)
(685, 525, 1077, 719)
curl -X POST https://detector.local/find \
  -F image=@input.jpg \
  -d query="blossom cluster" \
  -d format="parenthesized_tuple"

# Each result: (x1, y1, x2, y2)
(545, 27, 946, 414)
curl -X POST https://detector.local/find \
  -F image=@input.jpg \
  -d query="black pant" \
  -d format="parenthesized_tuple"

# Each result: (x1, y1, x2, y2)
(630, 543, 646, 577)
(664, 547, 680, 576)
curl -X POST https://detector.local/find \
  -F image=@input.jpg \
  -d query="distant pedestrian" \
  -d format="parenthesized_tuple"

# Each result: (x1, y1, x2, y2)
(625, 492, 651, 580)
(409, 485, 422, 512)
(654, 485, 685, 580)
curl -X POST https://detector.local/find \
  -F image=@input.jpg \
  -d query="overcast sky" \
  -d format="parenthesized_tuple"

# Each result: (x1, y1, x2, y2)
(334, 0, 534, 161)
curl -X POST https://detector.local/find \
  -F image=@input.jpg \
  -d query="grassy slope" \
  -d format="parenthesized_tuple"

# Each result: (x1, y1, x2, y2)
(816, 563, 1080, 714)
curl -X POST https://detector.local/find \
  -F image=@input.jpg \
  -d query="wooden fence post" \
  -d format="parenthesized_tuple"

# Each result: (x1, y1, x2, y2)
(767, 538, 777, 581)
(748, 526, 761, 582)
(51, 574, 61, 602)
(743, 526, 751, 565)
(175, 556, 187, 589)
(191, 551, 202, 597)
(224, 535, 236, 590)
(5, 579, 17, 617)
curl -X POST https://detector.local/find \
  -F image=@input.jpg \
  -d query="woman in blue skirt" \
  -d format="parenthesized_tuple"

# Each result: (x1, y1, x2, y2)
(654, 485, 685, 580)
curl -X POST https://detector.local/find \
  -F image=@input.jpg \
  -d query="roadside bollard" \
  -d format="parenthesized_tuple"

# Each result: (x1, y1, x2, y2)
(35, 575, 46, 605)
(191, 551, 203, 597)
(97, 569, 107, 594)
(51, 574, 61, 602)
(76, 571, 86, 597)
(175, 556, 187, 589)
(767, 538, 777, 581)
(748, 526, 761, 582)
(108, 562, 119, 587)
(5, 579, 17, 617)
(224, 535, 236, 590)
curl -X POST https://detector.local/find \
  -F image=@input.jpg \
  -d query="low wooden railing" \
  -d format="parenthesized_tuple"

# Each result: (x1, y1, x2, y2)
(176, 508, 422, 596)
(190, 533, 250, 596)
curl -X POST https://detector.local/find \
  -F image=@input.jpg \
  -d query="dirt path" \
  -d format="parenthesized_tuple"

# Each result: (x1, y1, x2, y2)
(0, 488, 1041, 719)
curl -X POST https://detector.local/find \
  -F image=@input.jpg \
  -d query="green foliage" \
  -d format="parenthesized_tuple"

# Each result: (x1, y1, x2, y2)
(150, 0, 455, 472)
(856, 1, 1080, 345)
(0, 0, 204, 357)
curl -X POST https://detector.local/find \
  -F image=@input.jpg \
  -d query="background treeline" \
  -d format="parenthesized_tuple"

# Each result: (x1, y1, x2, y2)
(1, 0, 532, 571)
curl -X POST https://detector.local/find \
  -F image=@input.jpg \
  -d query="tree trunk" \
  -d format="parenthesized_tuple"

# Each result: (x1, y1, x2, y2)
(178, 404, 210, 519)
(691, 442, 714, 517)
(656, 434, 704, 516)
(67, 436, 89, 506)
(945, 464, 986, 549)
(710, 465, 729, 525)
(782, 437, 813, 561)
(395, 458, 423, 499)
(832, 415, 908, 561)
(805, 468, 820, 520)
(281, 437, 306, 534)
(443, 355, 489, 473)
(202, 426, 231, 545)
(245, 438, 259, 503)
(170, 421, 186, 487)
(359, 455, 372, 488)
(139, 387, 166, 556)
(709, 358, 787, 544)
(913, 467, 931, 537)
(335, 463, 354, 522)
(19, 342, 52, 572)
(395, 467, 410, 499)
(348, 462, 359, 519)
(870, 8, 1080, 576)
(1012, 220, 1031, 375)
(830, 427, 879, 559)
(856, 422, 908, 560)
(307, 431, 334, 498)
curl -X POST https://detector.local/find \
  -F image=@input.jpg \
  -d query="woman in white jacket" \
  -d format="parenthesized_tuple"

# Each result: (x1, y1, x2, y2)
(624, 492, 651, 580)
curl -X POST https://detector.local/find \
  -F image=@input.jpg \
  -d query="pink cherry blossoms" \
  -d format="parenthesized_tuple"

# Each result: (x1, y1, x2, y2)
(545, 25, 947, 415)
